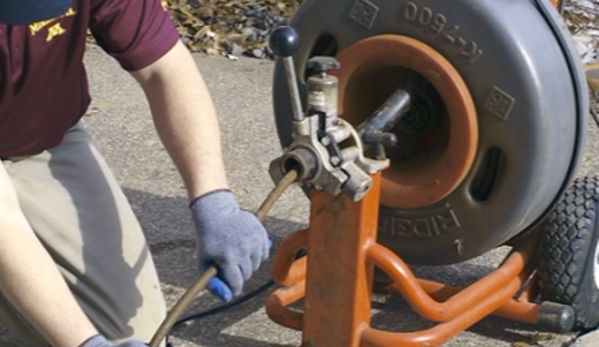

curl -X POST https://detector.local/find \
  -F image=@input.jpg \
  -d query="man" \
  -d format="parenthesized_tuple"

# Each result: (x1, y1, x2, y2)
(0, 0, 270, 346)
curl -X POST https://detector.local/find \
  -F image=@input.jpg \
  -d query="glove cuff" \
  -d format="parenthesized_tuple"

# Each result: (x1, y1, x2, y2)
(189, 189, 232, 209)
(79, 335, 108, 347)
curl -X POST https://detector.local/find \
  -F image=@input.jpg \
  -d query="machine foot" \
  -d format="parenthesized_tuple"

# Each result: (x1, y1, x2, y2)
(537, 301, 575, 334)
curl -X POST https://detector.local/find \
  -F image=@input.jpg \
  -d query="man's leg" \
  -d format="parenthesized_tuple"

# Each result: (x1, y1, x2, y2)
(0, 122, 167, 345)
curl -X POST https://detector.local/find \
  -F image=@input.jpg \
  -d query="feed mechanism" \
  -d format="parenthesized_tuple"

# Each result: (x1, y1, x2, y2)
(263, 0, 599, 345)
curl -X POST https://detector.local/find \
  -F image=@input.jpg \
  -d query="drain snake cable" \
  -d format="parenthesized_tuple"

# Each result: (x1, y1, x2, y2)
(148, 167, 299, 347)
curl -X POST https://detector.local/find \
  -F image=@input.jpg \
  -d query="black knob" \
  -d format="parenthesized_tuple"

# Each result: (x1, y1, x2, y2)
(307, 56, 341, 74)
(269, 26, 300, 57)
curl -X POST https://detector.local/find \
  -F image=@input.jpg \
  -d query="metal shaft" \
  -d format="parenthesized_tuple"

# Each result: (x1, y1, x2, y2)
(357, 87, 412, 135)
(283, 57, 305, 122)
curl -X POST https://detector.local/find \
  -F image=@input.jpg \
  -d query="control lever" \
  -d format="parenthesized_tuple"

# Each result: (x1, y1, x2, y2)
(357, 87, 412, 159)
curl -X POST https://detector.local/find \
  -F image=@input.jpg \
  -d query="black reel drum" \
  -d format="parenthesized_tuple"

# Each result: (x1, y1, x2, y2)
(273, 0, 588, 265)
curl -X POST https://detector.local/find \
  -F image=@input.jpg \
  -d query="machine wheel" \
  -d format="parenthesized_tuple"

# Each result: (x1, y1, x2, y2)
(538, 176, 599, 330)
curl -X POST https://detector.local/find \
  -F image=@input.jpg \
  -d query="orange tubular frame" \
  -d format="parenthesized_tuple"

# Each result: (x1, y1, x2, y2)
(265, 172, 543, 347)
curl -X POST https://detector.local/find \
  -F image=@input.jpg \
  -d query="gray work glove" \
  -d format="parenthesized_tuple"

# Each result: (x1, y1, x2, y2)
(79, 335, 146, 347)
(190, 189, 269, 302)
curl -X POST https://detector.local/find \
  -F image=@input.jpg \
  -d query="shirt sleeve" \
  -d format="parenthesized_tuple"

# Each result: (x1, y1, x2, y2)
(89, 0, 180, 71)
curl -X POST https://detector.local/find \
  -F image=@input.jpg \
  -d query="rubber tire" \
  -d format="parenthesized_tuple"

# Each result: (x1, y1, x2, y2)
(538, 176, 599, 330)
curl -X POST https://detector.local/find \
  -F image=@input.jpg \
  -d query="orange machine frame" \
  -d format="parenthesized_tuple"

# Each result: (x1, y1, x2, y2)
(265, 172, 543, 347)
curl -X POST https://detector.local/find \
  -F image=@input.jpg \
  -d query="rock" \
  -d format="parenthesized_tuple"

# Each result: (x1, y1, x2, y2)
(241, 27, 258, 41)
(245, 5, 262, 17)
(264, 45, 274, 59)
(251, 48, 264, 58)
(229, 42, 244, 57)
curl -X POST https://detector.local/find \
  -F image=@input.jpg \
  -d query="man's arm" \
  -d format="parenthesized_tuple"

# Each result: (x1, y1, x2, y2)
(0, 164, 98, 347)
(130, 41, 269, 301)
(129, 40, 229, 201)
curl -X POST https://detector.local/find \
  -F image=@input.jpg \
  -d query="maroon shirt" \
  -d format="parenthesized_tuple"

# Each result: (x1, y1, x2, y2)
(0, 0, 179, 157)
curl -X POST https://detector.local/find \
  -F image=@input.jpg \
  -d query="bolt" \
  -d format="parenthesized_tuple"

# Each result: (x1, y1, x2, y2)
(320, 136, 331, 146)
(330, 156, 341, 166)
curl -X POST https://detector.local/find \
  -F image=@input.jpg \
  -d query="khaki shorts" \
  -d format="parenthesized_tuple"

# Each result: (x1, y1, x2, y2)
(0, 123, 166, 346)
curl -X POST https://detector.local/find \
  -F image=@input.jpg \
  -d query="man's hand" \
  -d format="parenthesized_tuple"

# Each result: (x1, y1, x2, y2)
(80, 335, 146, 347)
(190, 189, 269, 301)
